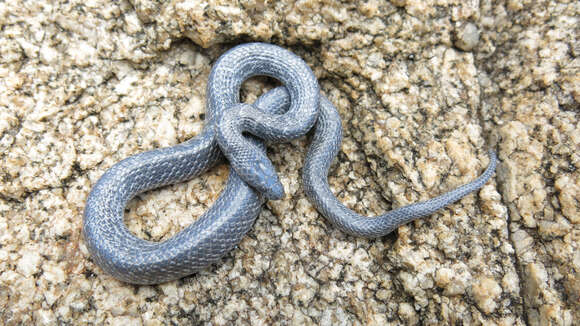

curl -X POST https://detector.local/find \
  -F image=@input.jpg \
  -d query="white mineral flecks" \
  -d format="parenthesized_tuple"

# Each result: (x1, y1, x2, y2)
(454, 22, 480, 52)
(471, 276, 503, 314)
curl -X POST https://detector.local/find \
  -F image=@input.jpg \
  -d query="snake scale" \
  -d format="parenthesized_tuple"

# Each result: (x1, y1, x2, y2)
(83, 43, 497, 284)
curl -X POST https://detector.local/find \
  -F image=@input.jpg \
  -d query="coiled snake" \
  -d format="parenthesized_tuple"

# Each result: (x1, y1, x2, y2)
(83, 43, 497, 284)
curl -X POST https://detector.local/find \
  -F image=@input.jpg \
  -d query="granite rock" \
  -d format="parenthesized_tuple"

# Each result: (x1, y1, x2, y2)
(0, 0, 577, 325)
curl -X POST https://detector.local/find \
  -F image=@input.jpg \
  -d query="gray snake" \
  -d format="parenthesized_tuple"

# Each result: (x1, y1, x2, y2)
(83, 43, 497, 284)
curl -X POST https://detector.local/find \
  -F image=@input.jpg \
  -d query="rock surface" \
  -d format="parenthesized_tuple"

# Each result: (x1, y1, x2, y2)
(0, 0, 577, 325)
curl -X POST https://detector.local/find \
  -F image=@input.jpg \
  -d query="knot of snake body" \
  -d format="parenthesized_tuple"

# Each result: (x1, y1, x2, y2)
(83, 43, 497, 284)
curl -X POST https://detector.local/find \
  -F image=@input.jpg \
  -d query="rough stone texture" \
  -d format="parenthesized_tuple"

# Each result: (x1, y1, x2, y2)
(476, 2, 579, 325)
(0, 0, 577, 325)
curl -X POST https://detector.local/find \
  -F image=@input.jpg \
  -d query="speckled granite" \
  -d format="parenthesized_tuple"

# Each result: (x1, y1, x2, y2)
(0, 0, 577, 325)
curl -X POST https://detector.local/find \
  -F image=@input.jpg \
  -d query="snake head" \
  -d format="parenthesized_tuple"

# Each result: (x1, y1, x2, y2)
(245, 157, 285, 200)
(216, 102, 285, 200)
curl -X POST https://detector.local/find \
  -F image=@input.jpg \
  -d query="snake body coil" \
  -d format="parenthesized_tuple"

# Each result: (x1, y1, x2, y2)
(83, 43, 496, 284)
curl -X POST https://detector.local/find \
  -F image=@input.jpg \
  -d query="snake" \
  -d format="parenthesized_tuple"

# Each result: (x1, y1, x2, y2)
(83, 43, 497, 284)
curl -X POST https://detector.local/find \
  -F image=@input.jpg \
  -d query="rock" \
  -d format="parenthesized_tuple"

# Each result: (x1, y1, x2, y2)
(454, 23, 480, 52)
(471, 276, 503, 314)
(16, 250, 42, 277)
(398, 302, 419, 325)
(0, 0, 577, 324)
